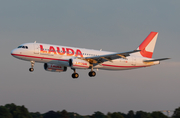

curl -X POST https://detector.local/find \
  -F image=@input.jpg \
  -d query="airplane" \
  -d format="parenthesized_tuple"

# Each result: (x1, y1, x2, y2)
(11, 32, 169, 78)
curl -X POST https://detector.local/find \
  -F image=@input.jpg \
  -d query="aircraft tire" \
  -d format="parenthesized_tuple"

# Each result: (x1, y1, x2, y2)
(29, 68, 34, 72)
(89, 71, 96, 77)
(72, 73, 79, 79)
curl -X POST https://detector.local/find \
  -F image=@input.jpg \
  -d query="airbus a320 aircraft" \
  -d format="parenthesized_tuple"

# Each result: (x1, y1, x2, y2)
(11, 32, 169, 78)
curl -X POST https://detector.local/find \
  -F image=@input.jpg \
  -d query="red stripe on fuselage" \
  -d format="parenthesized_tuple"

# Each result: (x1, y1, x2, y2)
(102, 64, 149, 68)
(11, 54, 69, 62)
(73, 65, 89, 68)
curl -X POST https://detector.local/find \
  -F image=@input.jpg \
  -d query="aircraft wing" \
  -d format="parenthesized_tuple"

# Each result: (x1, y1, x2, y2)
(79, 50, 140, 64)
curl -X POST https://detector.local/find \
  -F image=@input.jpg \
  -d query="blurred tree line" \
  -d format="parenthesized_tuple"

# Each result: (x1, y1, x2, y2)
(0, 103, 180, 118)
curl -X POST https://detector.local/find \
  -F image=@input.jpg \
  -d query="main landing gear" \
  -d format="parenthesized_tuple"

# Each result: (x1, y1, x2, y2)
(89, 66, 96, 77)
(71, 69, 79, 79)
(71, 67, 96, 79)
(89, 71, 96, 77)
(29, 61, 35, 72)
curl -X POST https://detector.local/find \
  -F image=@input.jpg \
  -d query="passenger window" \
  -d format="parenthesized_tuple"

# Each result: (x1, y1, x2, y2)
(26, 46, 28, 49)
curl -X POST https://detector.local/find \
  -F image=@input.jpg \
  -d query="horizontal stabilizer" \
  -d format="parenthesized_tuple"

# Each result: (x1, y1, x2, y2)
(143, 58, 170, 62)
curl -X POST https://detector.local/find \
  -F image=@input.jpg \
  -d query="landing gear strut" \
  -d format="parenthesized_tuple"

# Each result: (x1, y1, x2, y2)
(71, 66, 96, 78)
(88, 66, 96, 77)
(29, 61, 35, 72)
(71, 68, 79, 79)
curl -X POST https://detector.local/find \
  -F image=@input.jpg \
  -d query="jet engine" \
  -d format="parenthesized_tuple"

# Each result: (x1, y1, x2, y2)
(44, 63, 67, 72)
(69, 59, 90, 69)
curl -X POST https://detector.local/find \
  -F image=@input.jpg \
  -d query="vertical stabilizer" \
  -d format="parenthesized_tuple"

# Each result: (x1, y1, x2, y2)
(137, 32, 158, 58)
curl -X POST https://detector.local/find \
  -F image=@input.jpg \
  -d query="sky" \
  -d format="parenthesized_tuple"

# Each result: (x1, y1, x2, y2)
(0, 0, 180, 115)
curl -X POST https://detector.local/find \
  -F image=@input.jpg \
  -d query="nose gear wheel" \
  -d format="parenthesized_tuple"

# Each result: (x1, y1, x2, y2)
(29, 61, 35, 72)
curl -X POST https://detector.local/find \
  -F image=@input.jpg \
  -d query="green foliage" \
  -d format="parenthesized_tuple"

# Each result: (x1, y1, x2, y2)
(43, 110, 61, 118)
(135, 111, 153, 118)
(5, 103, 32, 118)
(68, 112, 84, 118)
(61, 110, 69, 118)
(110, 112, 124, 118)
(127, 110, 135, 118)
(30, 112, 43, 118)
(0, 106, 13, 118)
(0, 103, 177, 118)
(172, 107, 180, 118)
(91, 111, 106, 118)
(151, 111, 168, 118)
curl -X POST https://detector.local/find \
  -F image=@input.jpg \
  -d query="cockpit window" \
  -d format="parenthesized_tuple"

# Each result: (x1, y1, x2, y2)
(18, 46, 22, 48)
(18, 46, 28, 49)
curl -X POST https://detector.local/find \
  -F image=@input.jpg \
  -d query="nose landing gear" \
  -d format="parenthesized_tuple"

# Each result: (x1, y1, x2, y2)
(29, 61, 35, 72)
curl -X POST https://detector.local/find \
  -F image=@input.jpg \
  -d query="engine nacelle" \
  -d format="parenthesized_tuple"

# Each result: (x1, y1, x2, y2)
(44, 63, 67, 72)
(69, 59, 90, 69)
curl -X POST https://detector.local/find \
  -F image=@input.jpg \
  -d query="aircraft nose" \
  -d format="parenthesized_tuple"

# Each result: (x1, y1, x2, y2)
(11, 49, 18, 56)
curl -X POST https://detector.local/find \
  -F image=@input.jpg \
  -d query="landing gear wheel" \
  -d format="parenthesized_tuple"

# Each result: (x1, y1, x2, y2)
(72, 73, 79, 79)
(29, 61, 35, 72)
(89, 71, 96, 77)
(29, 68, 34, 72)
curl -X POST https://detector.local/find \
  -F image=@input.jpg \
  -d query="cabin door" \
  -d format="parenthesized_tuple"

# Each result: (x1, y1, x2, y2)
(34, 43, 39, 54)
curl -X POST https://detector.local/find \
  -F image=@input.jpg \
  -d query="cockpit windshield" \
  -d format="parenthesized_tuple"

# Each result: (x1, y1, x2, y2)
(18, 46, 28, 49)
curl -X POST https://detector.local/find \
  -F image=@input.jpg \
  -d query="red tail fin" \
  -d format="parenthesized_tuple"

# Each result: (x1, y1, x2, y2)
(137, 32, 158, 58)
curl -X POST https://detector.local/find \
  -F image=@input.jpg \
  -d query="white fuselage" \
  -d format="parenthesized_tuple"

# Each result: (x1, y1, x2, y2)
(11, 43, 159, 70)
